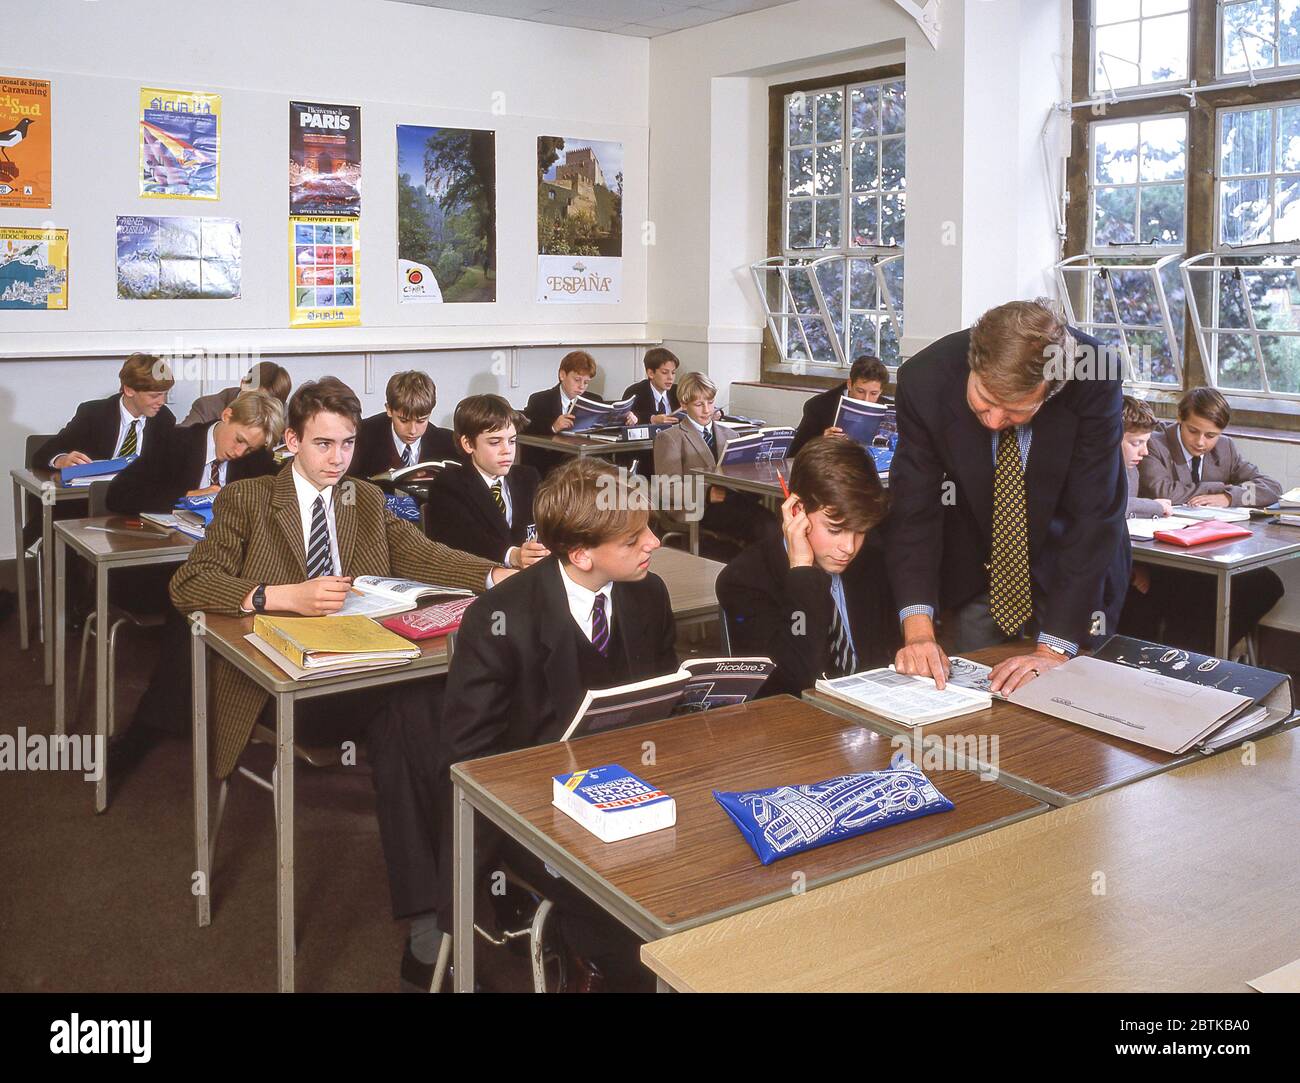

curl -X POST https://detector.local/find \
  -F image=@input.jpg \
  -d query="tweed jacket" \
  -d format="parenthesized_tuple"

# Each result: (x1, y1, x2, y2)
(170, 463, 500, 778)
(652, 418, 733, 527)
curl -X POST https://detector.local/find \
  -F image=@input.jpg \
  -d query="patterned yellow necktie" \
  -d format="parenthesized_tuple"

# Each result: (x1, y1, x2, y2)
(491, 479, 506, 516)
(989, 428, 1032, 636)
(117, 420, 139, 458)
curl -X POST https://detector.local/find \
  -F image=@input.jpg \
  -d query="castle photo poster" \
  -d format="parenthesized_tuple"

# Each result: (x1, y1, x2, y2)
(537, 135, 622, 304)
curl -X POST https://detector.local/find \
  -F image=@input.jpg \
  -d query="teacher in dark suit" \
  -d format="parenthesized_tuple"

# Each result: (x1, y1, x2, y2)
(886, 300, 1129, 695)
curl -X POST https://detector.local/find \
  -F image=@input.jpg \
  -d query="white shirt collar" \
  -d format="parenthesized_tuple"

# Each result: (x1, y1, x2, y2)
(557, 561, 614, 643)
(687, 414, 710, 437)
(1175, 424, 1199, 466)
(119, 396, 137, 428)
(392, 424, 418, 463)
(291, 461, 339, 574)
(558, 385, 573, 413)
(291, 460, 334, 510)
(474, 462, 505, 490)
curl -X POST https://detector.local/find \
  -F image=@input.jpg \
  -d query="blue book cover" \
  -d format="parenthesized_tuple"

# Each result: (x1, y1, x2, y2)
(384, 493, 422, 522)
(570, 395, 637, 433)
(552, 764, 676, 842)
(714, 752, 953, 865)
(59, 455, 137, 486)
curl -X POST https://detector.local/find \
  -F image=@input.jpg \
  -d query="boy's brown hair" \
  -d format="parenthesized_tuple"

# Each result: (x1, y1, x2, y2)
(120, 352, 175, 393)
(1121, 394, 1158, 434)
(849, 355, 888, 386)
(1178, 386, 1231, 429)
(385, 370, 437, 416)
(643, 347, 680, 373)
(454, 394, 528, 445)
(558, 350, 598, 377)
(534, 457, 649, 563)
(247, 362, 292, 403)
(287, 377, 362, 436)
(789, 436, 890, 532)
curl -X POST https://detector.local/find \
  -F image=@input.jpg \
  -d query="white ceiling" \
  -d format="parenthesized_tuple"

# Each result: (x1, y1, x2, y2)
(386, 0, 799, 38)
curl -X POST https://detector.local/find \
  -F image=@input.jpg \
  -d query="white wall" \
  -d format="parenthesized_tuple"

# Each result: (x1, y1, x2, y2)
(647, 0, 1073, 379)
(1, 0, 652, 560)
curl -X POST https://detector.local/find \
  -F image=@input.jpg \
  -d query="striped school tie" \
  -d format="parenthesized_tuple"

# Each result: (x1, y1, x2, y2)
(702, 425, 716, 457)
(401, 444, 413, 467)
(989, 428, 1032, 636)
(491, 479, 506, 516)
(117, 420, 139, 458)
(209, 460, 221, 487)
(827, 600, 856, 678)
(306, 495, 333, 579)
(591, 593, 610, 657)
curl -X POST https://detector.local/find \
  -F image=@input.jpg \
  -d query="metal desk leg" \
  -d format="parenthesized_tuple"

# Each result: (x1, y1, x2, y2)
(94, 560, 110, 814)
(656, 976, 671, 993)
(1215, 570, 1233, 659)
(193, 623, 211, 928)
(54, 535, 67, 735)
(13, 477, 28, 652)
(276, 692, 295, 993)
(43, 500, 55, 685)
(689, 520, 699, 557)
(453, 782, 475, 993)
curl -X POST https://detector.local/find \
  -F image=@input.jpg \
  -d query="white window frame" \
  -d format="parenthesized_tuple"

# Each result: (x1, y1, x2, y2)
(1089, 0, 1192, 100)
(1217, 0, 1300, 82)
(1088, 113, 1189, 254)
(1215, 97, 1300, 248)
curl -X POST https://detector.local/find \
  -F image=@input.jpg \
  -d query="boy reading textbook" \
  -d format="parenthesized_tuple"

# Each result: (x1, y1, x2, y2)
(348, 370, 460, 481)
(789, 354, 889, 457)
(134, 377, 510, 992)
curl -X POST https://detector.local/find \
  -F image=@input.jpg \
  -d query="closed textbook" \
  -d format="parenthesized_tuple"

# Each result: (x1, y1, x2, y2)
(252, 614, 420, 671)
(552, 765, 676, 843)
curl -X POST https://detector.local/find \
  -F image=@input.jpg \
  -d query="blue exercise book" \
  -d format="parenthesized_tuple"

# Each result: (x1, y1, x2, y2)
(713, 752, 953, 865)
(175, 492, 217, 512)
(59, 455, 137, 486)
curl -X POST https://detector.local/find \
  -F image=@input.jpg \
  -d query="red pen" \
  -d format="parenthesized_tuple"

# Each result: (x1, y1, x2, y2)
(776, 469, 790, 499)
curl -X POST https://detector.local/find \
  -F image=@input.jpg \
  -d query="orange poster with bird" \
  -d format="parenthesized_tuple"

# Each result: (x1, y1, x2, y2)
(0, 76, 52, 209)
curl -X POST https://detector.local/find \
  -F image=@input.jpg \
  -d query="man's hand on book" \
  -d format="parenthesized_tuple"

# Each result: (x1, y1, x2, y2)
(988, 646, 1065, 696)
(52, 451, 92, 469)
(552, 414, 575, 433)
(895, 613, 949, 689)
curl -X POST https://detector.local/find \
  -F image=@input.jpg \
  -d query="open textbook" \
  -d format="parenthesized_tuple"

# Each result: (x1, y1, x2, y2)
(1173, 504, 1251, 523)
(370, 459, 459, 484)
(815, 667, 992, 726)
(332, 575, 472, 619)
(562, 657, 775, 740)
(831, 397, 897, 476)
(568, 395, 637, 433)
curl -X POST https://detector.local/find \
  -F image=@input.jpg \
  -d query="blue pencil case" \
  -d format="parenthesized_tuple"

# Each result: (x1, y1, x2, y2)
(384, 493, 422, 522)
(713, 752, 954, 865)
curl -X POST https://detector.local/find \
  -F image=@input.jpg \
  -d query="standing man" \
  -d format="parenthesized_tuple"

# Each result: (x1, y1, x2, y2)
(886, 300, 1128, 694)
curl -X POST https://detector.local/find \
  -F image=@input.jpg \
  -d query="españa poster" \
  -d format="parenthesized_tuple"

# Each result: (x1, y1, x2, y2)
(0, 227, 67, 310)
(140, 88, 220, 199)
(290, 102, 360, 217)
(116, 216, 240, 299)
(0, 76, 52, 208)
(290, 216, 359, 327)
(537, 135, 623, 304)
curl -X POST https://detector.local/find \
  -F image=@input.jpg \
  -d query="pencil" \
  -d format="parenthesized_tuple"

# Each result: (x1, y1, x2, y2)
(776, 469, 790, 499)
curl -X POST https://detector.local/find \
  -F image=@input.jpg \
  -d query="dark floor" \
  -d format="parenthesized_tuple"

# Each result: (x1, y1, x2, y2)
(0, 583, 722, 993)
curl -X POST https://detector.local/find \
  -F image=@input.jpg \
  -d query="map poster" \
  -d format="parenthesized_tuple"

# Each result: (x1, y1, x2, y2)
(116, 216, 240, 300)
(537, 135, 622, 304)
(396, 124, 496, 303)
(0, 76, 52, 208)
(0, 227, 67, 310)
(139, 88, 220, 199)
(290, 216, 359, 327)
(290, 102, 360, 217)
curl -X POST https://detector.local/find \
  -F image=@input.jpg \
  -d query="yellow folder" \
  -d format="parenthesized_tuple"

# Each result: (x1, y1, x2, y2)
(253, 614, 419, 669)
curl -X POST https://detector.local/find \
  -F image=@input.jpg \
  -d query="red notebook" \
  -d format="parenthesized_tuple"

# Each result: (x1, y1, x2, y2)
(1153, 520, 1252, 547)
(380, 597, 475, 641)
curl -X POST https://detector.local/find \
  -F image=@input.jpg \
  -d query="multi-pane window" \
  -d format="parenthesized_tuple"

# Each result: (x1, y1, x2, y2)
(1220, 0, 1300, 77)
(781, 77, 905, 369)
(1092, 0, 1190, 94)
(1217, 100, 1300, 245)
(1091, 115, 1188, 248)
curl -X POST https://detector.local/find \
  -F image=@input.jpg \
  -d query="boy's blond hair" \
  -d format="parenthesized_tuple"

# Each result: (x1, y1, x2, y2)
(227, 389, 286, 447)
(676, 371, 717, 404)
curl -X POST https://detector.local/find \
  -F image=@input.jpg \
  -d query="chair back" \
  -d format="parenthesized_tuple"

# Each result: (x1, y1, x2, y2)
(25, 434, 55, 471)
(87, 480, 113, 518)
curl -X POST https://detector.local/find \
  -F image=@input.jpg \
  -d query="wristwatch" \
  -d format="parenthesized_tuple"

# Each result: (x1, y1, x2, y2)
(252, 583, 268, 613)
(1044, 643, 1069, 657)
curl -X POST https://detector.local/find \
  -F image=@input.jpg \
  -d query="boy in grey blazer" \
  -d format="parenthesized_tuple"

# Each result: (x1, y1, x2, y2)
(1137, 387, 1281, 508)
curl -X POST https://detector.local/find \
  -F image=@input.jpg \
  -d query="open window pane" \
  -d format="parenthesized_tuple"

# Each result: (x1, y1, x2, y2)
(1223, 0, 1278, 74)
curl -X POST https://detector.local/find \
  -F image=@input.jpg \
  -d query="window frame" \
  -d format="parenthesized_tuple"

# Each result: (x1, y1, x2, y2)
(1217, 0, 1300, 82)
(764, 62, 905, 389)
(1089, 0, 1193, 99)
(1088, 111, 1190, 253)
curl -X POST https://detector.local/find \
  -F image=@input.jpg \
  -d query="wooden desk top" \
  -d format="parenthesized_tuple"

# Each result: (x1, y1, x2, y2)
(1131, 519, 1300, 570)
(641, 730, 1300, 992)
(452, 695, 1045, 937)
(54, 516, 195, 562)
(692, 462, 786, 495)
(11, 466, 88, 500)
(804, 645, 1193, 806)
(198, 612, 451, 695)
(648, 545, 723, 622)
(517, 432, 654, 454)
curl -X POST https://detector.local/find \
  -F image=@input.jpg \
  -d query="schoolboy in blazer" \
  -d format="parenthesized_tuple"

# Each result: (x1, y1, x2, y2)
(718, 437, 897, 697)
(788, 354, 890, 458)
(1138, 387, 1283, 508)
(348, 369, 460, 479)
(180, 362, 291, 427)
(427, 394, 547, 568)
(622, 346, 681, 424)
